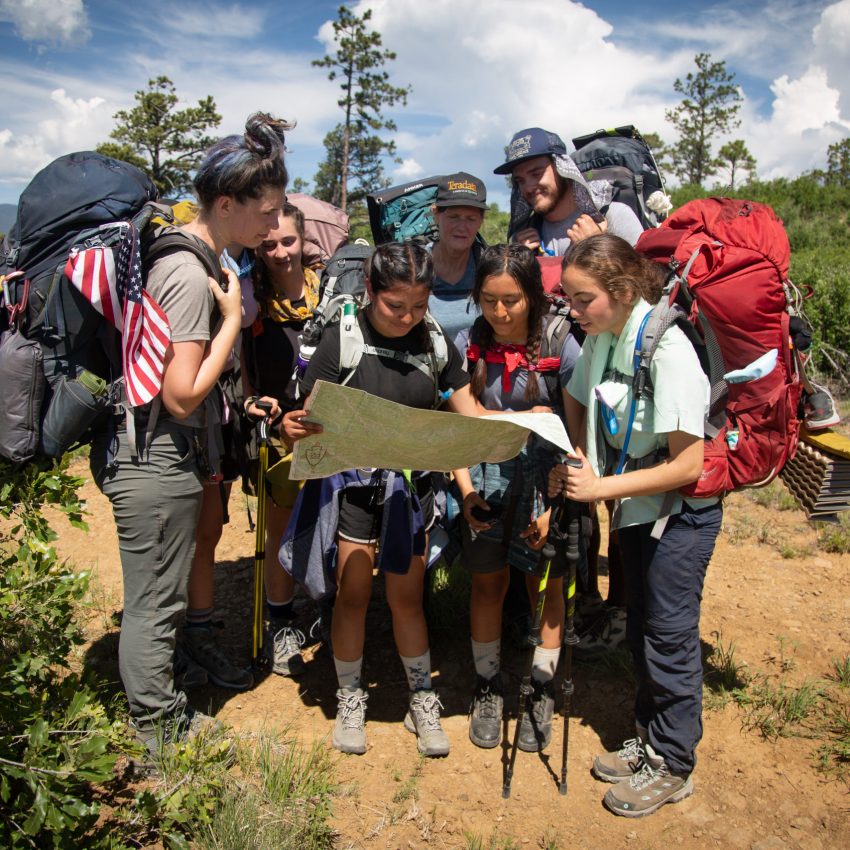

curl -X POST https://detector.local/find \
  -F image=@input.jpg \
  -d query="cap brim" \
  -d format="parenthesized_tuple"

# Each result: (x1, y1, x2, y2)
(493, 152, 540, 175)
(436, 199, 488, 210)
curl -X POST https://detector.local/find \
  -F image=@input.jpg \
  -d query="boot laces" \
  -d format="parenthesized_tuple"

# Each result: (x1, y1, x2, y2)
(338, 691, 367, 729)
(630, 760, 670, 791)
(411, 691, 444, 731)
(273, 625, 305, 657)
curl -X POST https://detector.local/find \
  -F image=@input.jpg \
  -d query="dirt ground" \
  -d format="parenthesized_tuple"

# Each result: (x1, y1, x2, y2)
(54, 458, 849, 850)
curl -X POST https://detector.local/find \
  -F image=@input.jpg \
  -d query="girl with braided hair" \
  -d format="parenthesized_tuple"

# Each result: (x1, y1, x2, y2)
(453, 243, 581, 753)
(282, 240, 481, 758)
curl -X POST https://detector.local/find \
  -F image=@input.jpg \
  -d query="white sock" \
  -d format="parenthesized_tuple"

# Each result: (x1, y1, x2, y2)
(334, 656, 363, 691)
(471, 638, 501, 680)
(531, 646, 561, 683)
(400, 650, 432, 692)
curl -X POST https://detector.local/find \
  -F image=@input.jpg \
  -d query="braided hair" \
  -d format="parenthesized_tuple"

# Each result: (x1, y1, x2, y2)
(470, 244, 549, 402)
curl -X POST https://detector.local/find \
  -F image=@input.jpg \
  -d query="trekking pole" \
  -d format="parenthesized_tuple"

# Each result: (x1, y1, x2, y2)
(503, 546, 554, 799)
(251, 401, 274, 666)
(558, 494, 583, 795)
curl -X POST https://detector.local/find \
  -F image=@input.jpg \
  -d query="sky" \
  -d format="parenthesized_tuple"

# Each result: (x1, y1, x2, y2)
(0, 0, 847, 209)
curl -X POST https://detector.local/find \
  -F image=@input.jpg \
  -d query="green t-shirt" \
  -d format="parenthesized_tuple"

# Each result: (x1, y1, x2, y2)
(567, 299, 717, 529)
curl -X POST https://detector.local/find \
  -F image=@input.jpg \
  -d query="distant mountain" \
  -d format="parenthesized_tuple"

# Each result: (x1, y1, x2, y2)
(0, 203, 16, 235)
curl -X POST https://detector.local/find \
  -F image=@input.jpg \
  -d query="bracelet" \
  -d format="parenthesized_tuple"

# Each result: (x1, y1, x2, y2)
(244, 395, 259, 410)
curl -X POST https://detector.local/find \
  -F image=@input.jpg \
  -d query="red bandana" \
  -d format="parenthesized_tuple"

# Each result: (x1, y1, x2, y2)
(466, 342, 561, 393)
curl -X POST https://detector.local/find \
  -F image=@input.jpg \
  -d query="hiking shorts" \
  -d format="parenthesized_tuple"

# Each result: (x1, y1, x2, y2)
(338, 476, 435, 545)
(460, 515, 567, 578)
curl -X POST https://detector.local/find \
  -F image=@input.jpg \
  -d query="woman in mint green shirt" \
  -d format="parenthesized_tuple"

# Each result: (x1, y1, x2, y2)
(549, 233, 722, 819)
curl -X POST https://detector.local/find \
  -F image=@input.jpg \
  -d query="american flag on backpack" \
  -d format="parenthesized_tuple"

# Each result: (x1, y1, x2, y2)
(64, 225, 172, 407)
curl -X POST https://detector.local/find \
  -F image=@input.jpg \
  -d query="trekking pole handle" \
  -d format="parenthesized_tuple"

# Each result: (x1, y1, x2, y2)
(256, 400, 274, 442)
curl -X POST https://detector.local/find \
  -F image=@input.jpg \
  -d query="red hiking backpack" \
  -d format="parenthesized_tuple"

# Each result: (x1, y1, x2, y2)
(634, 197, 803, 497)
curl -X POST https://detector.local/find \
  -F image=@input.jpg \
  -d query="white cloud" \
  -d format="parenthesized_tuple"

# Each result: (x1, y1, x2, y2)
(161, 3, 266, 39)
(0, 0, 89, 45)
(392, 157, 423, 181)
(813, 0, 850, 116)
(0, 84, 113, 187)
(770, 67, 842, 133)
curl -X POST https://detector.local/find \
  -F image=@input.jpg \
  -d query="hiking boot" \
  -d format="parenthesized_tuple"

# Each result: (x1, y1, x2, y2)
(132, 706, 236, 771)
(517, 679, 555, 752)
(267, 619, 306, 676)
(174, 641, 208, 690)
(603, 761, 694, 818)
(468, 675, 504, 749)
(574, 606, 627, 658)
(593, 737, 646, 783)
(574, 591, 606, 632)
(804, 387, 840, 430)
(404, 689, 450, 757)
(182, 626, 253, 691)
(333, 687, 368, 755)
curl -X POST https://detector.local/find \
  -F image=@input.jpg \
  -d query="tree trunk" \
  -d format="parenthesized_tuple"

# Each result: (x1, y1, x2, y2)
(340, 66, 353, 213)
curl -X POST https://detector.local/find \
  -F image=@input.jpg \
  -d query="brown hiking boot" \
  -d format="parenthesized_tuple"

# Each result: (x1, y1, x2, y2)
(604, 762, 693, 817)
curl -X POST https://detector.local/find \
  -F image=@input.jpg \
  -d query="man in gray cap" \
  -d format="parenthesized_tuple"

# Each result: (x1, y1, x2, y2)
(494, 127, 643, 256)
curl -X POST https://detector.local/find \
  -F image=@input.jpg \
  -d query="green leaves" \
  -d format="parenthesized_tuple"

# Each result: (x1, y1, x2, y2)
(665, 53, 743, 186)
(95, 76, 221, 196)
(311, 5, 411, 211)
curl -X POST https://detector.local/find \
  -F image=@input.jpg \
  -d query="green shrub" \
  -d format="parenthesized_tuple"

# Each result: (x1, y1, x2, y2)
(0, 457, 128, 849)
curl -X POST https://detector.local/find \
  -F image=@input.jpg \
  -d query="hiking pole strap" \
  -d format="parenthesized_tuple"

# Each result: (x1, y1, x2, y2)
(503, 544, 554, 799)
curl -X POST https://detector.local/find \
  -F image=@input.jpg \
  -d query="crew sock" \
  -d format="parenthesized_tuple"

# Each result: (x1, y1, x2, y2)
(400, 650, 432, 692)
(334, 656, 363, 691)
(471, 638, 501, 680)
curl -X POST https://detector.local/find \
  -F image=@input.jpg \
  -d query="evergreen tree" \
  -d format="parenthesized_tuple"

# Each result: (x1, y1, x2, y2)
(665, 53, 742, 186)
(642, 131, 672, 174)
(97, 76, 221, 196)
(826, 138, 850, 188)
(312, 5, 409, 211)
(313, 123, 389, 208)
(717, 139, 757, 189)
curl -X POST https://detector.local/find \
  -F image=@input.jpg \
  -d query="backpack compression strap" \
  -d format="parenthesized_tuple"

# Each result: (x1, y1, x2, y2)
(339, 311, 449, 408)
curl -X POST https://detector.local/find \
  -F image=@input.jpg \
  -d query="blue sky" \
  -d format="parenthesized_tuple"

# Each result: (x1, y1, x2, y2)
(0, 0, 847, 208)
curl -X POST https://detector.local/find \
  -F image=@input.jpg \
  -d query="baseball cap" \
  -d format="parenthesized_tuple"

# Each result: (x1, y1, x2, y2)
(435, 171, 488, 209)
(493, 127, 567, 175)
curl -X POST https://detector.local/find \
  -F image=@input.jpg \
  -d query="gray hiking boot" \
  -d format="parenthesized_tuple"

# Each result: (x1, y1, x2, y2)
(182, 626, 253, 691)
(593, 737, 646, 783)
(575, 606, 627, 658)
(603, 761, 694, 818)
(517, 679, 555, 752)
(404, 689, 450, 757)
(174, 641, 208, 689)
(132, 707, 236, 772)
(268, 619, 306, 676)
(333, 687, 368, 755)
(469, 675, 503, 749)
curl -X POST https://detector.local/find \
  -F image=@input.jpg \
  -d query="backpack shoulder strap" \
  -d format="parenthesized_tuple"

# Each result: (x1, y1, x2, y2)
(144, 227, 223, 284)
(338, 306, 365, 381)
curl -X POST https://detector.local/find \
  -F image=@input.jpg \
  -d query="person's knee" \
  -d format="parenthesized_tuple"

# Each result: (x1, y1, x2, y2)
(471, 570, 509, 604)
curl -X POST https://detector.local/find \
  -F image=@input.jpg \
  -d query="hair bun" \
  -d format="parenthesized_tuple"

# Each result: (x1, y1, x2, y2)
(244, 112, 291, 157)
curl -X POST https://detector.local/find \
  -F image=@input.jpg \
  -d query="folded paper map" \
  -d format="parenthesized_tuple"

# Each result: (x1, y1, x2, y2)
(290, 380, 573, 479)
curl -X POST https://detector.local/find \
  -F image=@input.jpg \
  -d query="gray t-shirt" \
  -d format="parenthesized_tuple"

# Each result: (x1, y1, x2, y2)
(540, 201, 644, 256)
(145, 248, 215, 427)
(454, 317, 580, 412)
(428, 251, 480, 343)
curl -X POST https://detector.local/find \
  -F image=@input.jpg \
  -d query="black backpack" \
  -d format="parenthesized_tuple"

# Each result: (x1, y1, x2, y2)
(0, 151, 219, 464)
(571, 125, 669, 229)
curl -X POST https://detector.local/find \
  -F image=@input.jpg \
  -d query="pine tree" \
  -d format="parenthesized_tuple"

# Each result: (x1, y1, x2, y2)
(313, 124, 389, 208)
(665, 53, 742, 186)
(97, 76, 221, 196)
(312, 6, 409, 211)
(826, 138, 850, 188)
(717, 139, 757, 190)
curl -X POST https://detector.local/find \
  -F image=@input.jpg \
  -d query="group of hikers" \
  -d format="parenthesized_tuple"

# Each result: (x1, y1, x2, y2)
(97, 116, 721, 819)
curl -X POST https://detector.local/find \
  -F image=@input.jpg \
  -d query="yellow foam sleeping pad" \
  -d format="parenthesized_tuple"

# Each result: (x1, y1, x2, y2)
(800, 428, 850, 461)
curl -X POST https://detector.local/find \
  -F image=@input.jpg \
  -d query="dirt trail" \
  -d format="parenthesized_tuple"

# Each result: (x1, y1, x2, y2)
(55, 460, 849, 850)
